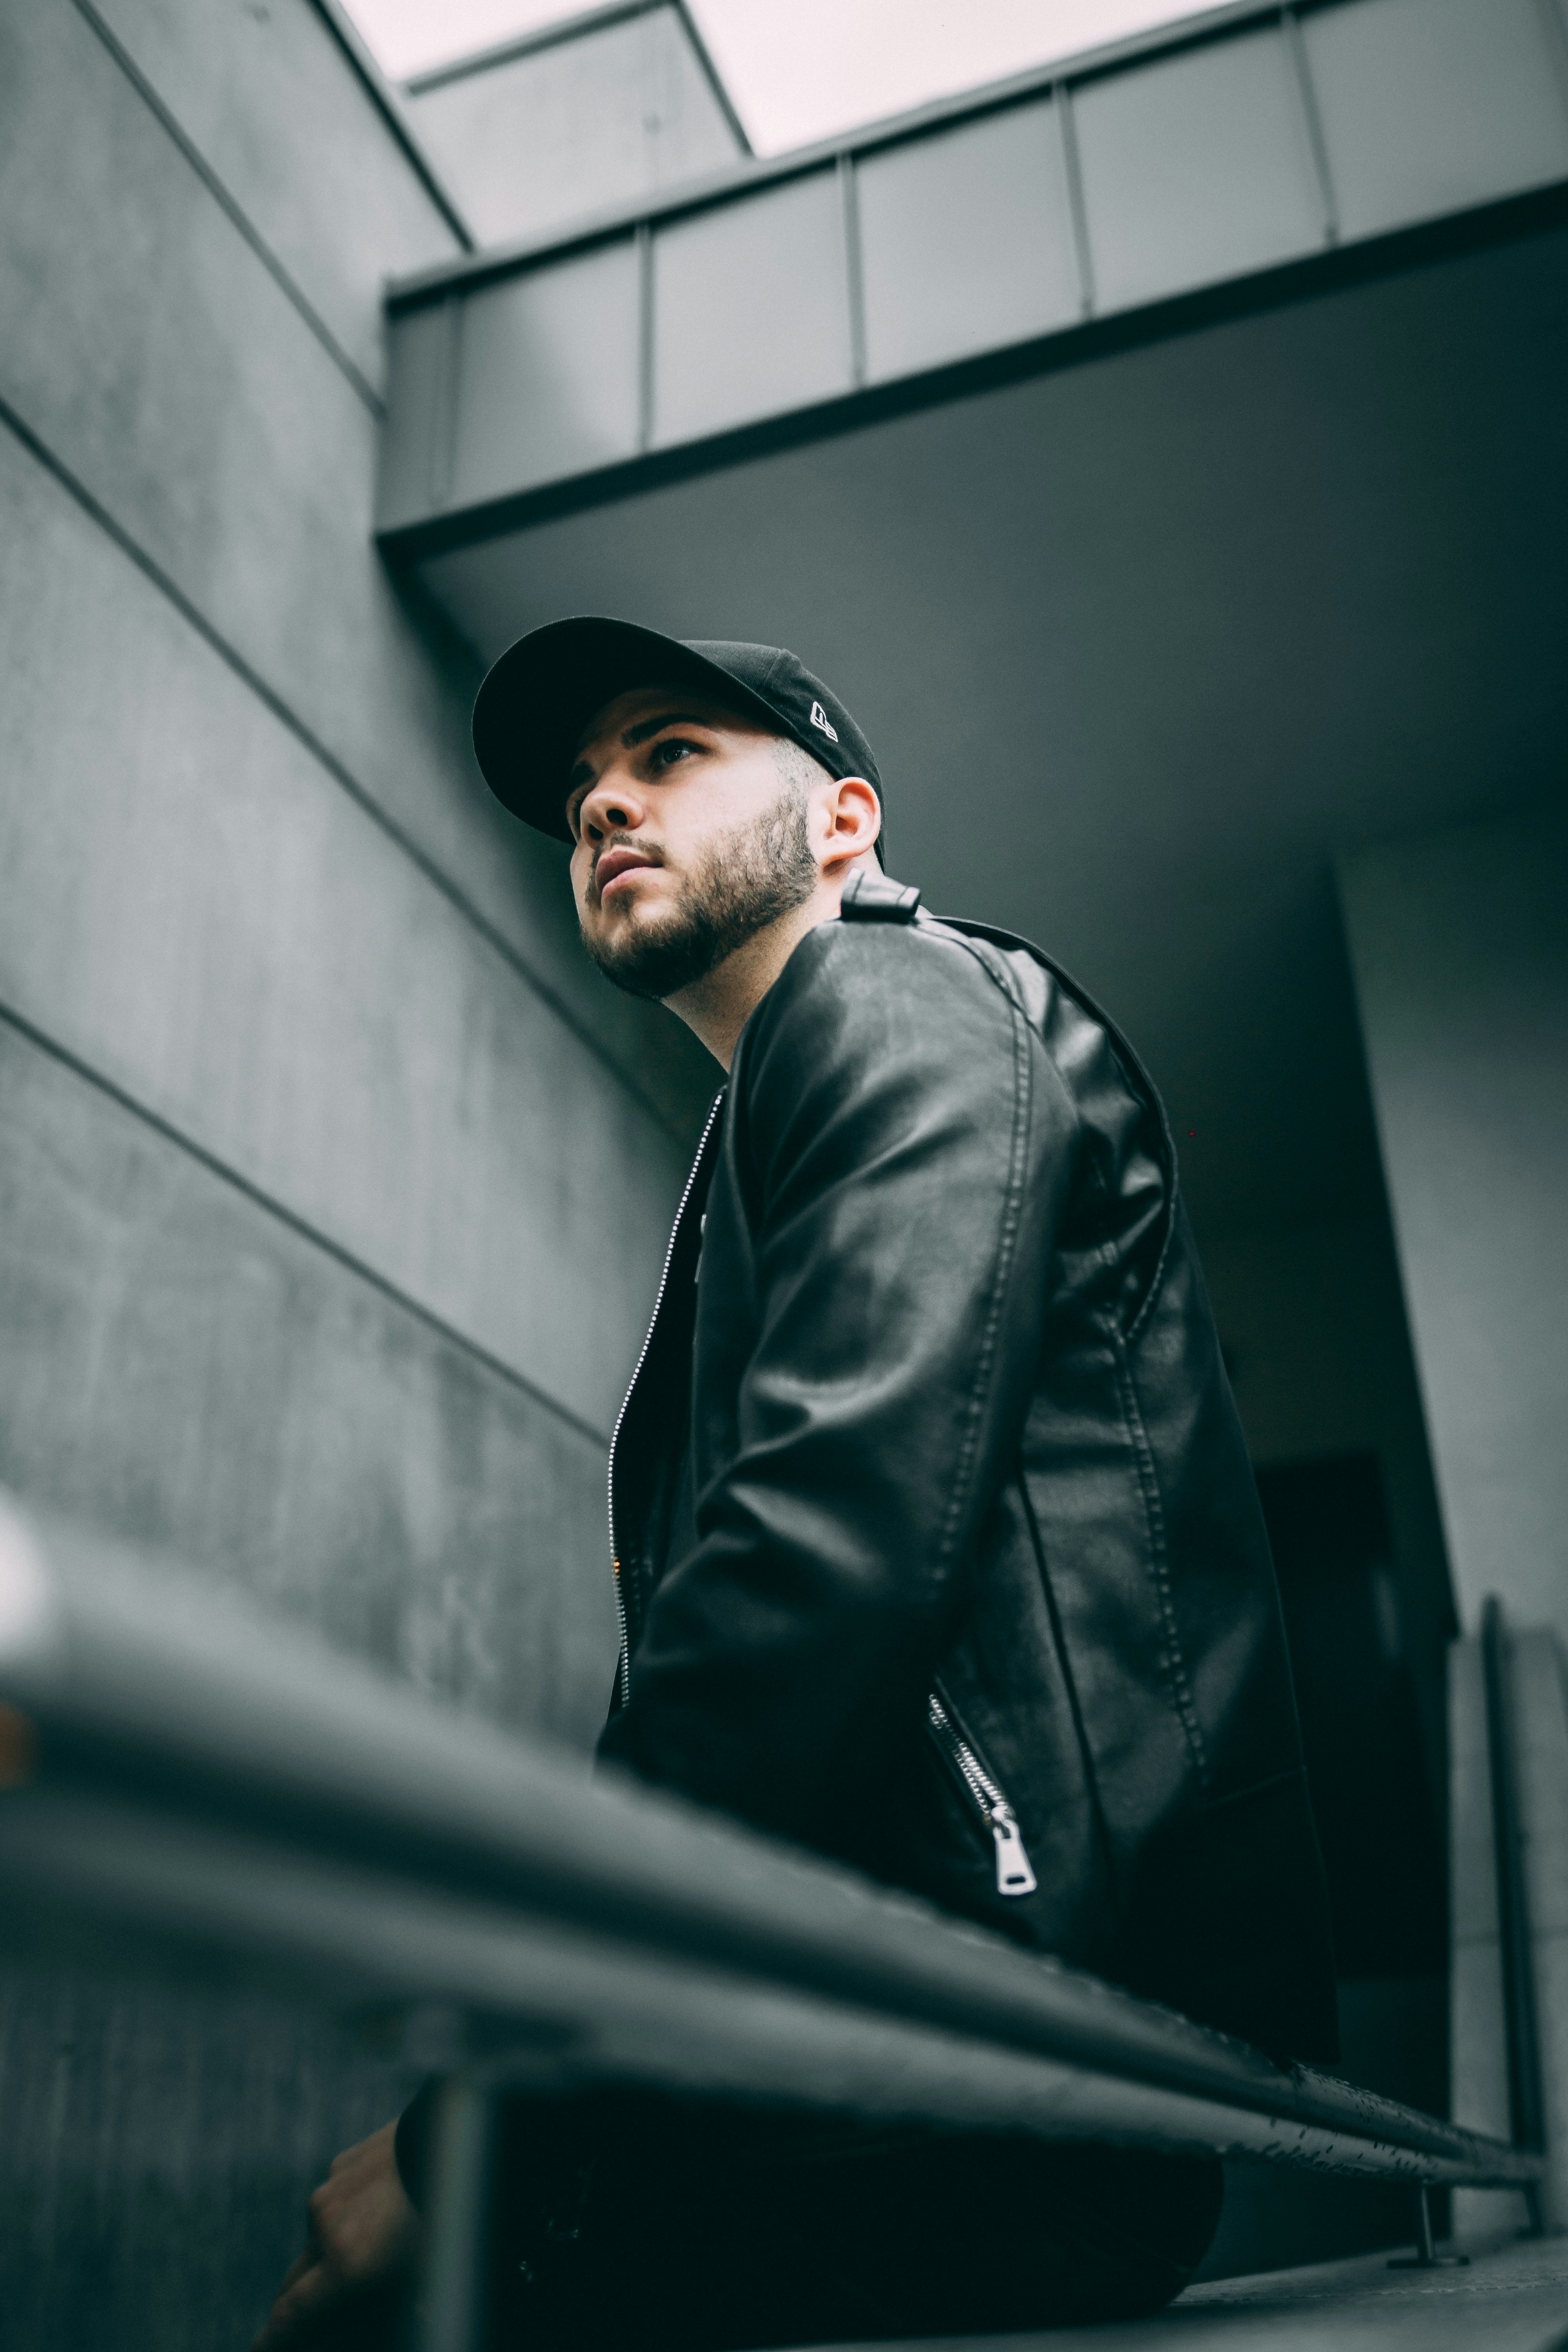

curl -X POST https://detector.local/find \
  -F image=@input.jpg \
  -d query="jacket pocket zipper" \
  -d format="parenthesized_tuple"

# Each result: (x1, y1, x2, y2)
(927, 1690, 1038, 1898)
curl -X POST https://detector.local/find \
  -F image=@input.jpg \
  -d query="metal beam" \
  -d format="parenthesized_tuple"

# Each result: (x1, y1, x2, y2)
(0, 1499, 1544, 2196)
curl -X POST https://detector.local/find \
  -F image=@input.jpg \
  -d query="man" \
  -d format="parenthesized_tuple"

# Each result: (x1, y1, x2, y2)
(256, 620, 1336, 2349)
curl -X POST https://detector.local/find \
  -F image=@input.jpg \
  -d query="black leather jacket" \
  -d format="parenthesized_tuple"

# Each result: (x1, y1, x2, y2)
(600, 874, 1338, 2063)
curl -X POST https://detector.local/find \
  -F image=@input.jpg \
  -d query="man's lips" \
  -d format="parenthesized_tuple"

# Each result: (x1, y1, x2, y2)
(595, 845, 661, 901)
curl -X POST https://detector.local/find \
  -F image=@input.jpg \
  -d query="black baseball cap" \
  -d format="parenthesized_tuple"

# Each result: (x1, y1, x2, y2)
(471, 616, 883, 847)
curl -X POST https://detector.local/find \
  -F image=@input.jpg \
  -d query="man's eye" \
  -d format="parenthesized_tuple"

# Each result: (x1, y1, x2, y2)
(649, 737, 699, 769)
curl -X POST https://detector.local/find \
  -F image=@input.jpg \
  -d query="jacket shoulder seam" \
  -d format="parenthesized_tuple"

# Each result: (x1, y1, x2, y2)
(1109, 1325, 1210, 1789)
(929, 942, 1039, 1579)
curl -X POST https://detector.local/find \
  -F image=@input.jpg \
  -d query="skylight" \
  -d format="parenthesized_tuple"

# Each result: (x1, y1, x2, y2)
(343, 0, 1230, 156)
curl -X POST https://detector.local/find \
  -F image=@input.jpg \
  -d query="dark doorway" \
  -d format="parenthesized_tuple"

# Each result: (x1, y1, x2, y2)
(1197, 1449, 1449, 2278)
(1257, 1450, 1446, 1978)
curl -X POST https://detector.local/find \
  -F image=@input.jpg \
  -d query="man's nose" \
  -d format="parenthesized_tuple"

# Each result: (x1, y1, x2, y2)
(579, 767, 645, 844)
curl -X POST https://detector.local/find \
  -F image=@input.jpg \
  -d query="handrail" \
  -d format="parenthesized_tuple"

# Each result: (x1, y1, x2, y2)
(1481, 1594, 1549, 2235)
(0, 1498, 1545, 2204)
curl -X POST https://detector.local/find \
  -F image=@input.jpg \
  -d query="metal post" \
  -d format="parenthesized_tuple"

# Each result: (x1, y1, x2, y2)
(1389, 2183, 1468, 2269)
(1482, 1595, 1549, 2237)
(416, 2075, 497, 2352)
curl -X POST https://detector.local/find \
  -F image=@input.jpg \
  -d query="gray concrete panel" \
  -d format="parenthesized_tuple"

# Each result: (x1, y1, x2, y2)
(450, 238, 642, 508)
(858, 101, 1080, 383)
(1304, 0, 1568, 241)
(0, 1025, 616, 1742)
(84, 0, 460, 391)
(0, 426, 692, 1435)
(652, 169, 853, 443)
(0, 1023, 618, 2352)
(0, 0, 715, 1137)
(407, 3, 742, 250)
(1075, 24, 1325, 314)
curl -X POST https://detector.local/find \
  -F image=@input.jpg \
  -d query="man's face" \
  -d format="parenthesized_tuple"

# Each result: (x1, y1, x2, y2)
(566, 684, 820, 1002)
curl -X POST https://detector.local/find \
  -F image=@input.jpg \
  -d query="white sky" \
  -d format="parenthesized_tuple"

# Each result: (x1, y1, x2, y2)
(345, 0, 1213, 154)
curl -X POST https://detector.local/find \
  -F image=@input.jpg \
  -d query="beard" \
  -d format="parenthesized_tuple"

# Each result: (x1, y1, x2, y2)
(581, 784, 818, 1003)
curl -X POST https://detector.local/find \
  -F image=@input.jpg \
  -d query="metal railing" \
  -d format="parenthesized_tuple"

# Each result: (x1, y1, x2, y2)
(0, 1497, 1546, 2345)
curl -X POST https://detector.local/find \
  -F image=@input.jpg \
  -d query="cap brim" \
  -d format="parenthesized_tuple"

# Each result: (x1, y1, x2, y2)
(472, 616, 790, 842)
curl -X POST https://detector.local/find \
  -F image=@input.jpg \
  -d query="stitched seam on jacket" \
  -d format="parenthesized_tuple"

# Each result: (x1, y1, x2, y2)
(1110, 1325, 1209, 1788)
(933, 940, 1035, 1576)
(1017, 1465, 1121, 1905)
(925, 911, 1178, 1347)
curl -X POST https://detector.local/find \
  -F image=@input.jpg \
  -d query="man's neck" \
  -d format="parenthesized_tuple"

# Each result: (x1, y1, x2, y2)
(666, 861, 873, 1070)
(662, 899, 822, 1072)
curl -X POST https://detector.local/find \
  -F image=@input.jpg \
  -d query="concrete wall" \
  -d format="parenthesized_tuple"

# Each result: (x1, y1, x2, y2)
(405, 3, 744, 249)
(0, 2, 716, 2342)
(1340, 800, 1568, 1650)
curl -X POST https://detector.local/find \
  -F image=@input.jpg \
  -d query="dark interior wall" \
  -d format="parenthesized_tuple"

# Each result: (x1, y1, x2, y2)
(1342, 799, 1568, 1653)
(0, 3, 715, 2344)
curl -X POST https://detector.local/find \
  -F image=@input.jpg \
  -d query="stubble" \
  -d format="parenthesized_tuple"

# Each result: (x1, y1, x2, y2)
(582, 782, 818, 1003)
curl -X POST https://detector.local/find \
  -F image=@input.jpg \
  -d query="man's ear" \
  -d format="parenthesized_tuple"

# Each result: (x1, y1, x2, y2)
(822, 775, 882, 870)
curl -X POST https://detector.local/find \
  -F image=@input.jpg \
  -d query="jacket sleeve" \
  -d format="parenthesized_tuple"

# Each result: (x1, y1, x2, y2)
(597, 918, 1079, 1853)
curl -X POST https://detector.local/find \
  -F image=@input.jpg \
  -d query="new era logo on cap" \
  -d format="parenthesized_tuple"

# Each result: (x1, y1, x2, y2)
(809, 700, 840, 743)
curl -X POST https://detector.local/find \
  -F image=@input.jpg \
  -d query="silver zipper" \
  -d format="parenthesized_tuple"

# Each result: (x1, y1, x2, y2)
(607, 1092, 727, 1710)
(927, 1690, 1038, 1897)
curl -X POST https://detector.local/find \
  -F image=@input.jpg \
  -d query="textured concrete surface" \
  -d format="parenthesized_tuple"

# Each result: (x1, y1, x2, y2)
(0, 423, 689, 1434)
(0, 0, 717, 1135)
(0, 1024, 619, 1742)
(0, 2, 707, 2342)
(0, 1964, 425, 2352)
(86, 0, 458, 388)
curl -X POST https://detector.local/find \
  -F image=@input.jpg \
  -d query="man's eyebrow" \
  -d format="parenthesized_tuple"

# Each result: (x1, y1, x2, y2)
(623, 710, 711, 747)
(565, 712, 717, 805)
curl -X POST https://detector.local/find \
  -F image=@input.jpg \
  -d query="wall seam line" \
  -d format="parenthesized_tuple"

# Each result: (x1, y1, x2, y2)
(0, 994, 612, 1454)
(66, 0, 387, 418)
(308, 0, 475, 247)
(0, 390, 694, 1152)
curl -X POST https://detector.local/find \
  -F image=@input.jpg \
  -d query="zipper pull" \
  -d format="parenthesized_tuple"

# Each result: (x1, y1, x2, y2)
(989, 1802, 1037, 1897)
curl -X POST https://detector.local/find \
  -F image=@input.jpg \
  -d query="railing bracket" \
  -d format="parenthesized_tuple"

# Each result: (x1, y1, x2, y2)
(1389, 2184, 1468, 2270)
